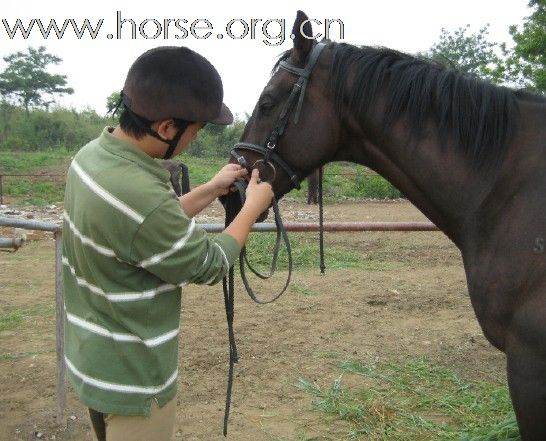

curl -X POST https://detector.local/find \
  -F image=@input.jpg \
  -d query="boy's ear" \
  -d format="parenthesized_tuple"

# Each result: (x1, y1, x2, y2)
(154, 119, 176, 139)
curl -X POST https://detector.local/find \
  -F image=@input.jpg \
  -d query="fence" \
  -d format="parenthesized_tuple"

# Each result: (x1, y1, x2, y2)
(0, 216, 64, 423)
(0, 215, 438, 426)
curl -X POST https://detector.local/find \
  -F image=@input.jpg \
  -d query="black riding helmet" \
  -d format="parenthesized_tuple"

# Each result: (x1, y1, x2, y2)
(120, 46, 233, 159)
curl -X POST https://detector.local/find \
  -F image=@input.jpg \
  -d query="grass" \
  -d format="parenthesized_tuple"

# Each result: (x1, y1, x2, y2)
(0, 149, 402, 205)
(290, 281, 320, 297)
(245, 232, 367, 270)
(297, 357, 519, 440)
(0, 304, 54, 332)
(0, 149, 72, 172)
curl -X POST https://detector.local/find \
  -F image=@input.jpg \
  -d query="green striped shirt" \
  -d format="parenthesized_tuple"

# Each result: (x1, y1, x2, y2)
(62, 127, 240, 416)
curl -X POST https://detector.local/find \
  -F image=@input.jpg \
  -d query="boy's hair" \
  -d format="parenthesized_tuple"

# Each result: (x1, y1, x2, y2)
(119, 107, 190, 140)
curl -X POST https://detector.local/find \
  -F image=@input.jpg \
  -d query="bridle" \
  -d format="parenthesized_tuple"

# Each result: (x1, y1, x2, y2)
(221, 42, 328, 437)
(230, 42, 327, 191)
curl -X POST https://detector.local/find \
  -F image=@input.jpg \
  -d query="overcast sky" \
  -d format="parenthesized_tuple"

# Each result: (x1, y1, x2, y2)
(0, 0, 532, 119)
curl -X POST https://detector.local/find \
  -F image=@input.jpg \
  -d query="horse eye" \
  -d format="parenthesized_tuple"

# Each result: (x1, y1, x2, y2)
(259, 101, 275, 113)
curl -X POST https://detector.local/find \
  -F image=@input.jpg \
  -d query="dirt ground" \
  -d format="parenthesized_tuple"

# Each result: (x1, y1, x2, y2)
(0, 200, 506, 441)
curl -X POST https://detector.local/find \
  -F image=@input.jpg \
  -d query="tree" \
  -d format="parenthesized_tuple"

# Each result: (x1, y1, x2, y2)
(422, 24, 509, 84)
(106, 91, 122, 117)
(509, 0, 546, 93)
(0, 46, 74, 115)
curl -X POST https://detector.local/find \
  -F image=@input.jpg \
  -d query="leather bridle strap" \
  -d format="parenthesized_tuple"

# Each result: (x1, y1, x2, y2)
(231, 143, 300, 189)
(231, 42, 327, 194)
(221, 180, 293, 435)
(277, 41, 327, 126)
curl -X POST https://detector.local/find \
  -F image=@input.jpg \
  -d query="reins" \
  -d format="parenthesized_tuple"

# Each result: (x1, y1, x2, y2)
(220, 180, 294, 435)
(220, 41, 328, 436)
(220, 173, 326, 435)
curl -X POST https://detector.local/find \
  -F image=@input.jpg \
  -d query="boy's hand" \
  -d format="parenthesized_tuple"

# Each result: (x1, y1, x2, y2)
(209, 164, 248, 196)
(244, 169, 274, 217)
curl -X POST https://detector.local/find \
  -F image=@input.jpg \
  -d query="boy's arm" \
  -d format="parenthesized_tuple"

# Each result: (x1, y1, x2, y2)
(179, 181, 220, 218)
(179, 164, 247, 217)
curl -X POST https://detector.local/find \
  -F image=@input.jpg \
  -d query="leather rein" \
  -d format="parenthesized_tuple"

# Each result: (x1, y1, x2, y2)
(221, 42, 327, 436)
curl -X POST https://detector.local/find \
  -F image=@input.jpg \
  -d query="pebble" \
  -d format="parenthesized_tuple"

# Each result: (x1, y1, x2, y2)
(0, 204, 63, 224)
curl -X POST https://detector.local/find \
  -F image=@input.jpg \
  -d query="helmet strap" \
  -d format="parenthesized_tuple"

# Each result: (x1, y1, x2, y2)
(162, 121, 190, 159)
(120, 96, 191, 160)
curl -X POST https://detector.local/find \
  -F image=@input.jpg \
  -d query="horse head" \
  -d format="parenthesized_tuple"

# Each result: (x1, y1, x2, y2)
(232, 11, 340, 200)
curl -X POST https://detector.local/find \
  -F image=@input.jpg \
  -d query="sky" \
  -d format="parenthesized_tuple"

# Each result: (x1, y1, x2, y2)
(0, 0, 532, 119)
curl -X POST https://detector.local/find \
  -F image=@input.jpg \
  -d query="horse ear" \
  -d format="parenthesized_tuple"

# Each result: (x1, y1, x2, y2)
(291, 10, 313, 63)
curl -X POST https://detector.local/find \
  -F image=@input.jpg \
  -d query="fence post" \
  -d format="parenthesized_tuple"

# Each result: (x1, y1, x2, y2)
(0, 174, 3, 205)
(54, 230, 65, 425)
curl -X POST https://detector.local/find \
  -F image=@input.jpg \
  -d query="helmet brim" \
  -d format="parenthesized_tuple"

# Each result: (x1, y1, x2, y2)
(208, 103, 233, 125)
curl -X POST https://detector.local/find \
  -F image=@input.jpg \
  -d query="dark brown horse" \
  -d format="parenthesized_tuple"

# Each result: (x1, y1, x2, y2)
(233, 10, 546, 440)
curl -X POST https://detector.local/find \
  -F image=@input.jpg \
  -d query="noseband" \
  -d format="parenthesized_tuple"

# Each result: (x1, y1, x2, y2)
(231, 42, 327, 190)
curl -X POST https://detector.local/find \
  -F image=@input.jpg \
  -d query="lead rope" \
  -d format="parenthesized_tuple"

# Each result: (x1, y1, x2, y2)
(221, 184, 241, 437)
(221, 180, 293, 435)
(318, 167, 326, 274)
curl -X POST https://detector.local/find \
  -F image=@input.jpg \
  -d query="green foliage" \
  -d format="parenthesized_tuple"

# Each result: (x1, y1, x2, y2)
(298, 357, 519, 440)
(187, 118, 245, 157)
(422, 3, 545, 92)
(106, 91, 122, 118)
(0, 46, 74, 114)
(290, 163, 402, 202)
(423, 25, 509, 84)
(509, 0, 546, 93)
(0, 105, 108, 151)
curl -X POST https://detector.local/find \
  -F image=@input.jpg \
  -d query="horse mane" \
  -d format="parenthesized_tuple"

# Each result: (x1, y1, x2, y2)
(274, 42, 520, 169)
(331, 43, 520, 169)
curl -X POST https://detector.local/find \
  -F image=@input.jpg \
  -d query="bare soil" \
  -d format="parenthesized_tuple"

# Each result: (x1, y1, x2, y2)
(0, 200, 505, 441)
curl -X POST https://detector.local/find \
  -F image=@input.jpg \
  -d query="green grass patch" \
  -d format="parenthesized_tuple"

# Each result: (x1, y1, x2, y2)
(3, 178, 65, 205)
(0, 349, 55, 360)
(175, 155, 227, 186)
(0, 149, 72, 172)
(0, 304, 54, 331)
(245, 232, 366, 270)
(297, 357, 519, 440)
(290, 162, 402, 202)
(290, 281, 320, 296)
(0, 149, 403, 206)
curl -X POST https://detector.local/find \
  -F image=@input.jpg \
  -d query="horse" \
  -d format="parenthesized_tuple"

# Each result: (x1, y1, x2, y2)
(161, 160, 191, 196)
(231, 10, 546, 440)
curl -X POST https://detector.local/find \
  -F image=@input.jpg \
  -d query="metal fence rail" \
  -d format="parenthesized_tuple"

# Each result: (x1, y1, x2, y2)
(0, 215, 438, 426)
(0, 216, 64, 423)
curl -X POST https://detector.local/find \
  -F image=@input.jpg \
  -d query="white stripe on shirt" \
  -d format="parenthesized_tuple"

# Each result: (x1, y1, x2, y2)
(62, 257, 183, 301)
(65, 357, 178, 394)
(63, 211, 116, 258)
(139, 218, 196, 268)
(71, 161, 145, 224)
(65, 310, 179, 347)
(214, 242, 230, 271)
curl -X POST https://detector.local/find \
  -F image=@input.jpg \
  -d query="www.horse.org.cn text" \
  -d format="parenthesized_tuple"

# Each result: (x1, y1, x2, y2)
(0, 11, 345, 46)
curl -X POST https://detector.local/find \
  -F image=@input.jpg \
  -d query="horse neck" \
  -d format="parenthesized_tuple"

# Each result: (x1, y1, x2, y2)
(338, 112, 497, 247)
